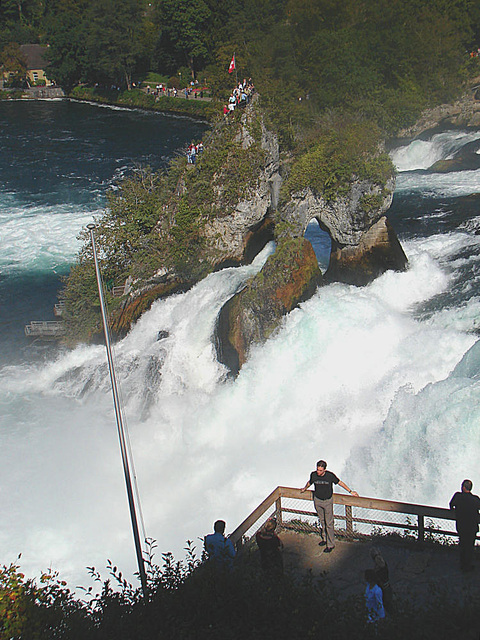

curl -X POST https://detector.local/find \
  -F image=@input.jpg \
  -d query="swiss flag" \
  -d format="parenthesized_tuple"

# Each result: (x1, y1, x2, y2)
(228, 54, 235, 74)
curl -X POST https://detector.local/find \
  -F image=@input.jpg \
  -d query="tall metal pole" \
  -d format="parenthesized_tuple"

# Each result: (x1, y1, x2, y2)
(87, 223, 148, 598)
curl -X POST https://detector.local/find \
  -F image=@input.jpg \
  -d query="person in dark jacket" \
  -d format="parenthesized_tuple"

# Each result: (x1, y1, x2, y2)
(255, 517, 283, 577)
(370, 546, 394, 613)
(449, 479, 480, 572)
(204, 520, 236, 570)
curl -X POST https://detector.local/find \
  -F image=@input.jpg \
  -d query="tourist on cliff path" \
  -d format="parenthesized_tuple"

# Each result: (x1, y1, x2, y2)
(204, 520, 236, 570)
(301, 460, 358, 552)
(449, 479, 480, 572)
(255, 517, 284, 578)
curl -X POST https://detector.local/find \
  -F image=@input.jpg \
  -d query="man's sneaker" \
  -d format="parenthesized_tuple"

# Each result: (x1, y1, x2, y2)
(323, 547, 334, 553)
(318, 541, 327, 547)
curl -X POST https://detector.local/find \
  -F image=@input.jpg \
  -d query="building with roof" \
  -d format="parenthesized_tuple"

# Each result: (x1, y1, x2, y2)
(19, 44, 53, 86)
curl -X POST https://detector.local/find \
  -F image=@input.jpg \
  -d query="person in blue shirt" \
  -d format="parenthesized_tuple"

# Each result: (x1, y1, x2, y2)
(204, 520, 236, 569)
(365, 569, 385, 623)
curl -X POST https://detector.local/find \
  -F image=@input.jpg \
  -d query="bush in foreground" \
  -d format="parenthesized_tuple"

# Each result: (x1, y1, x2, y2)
(1, 541, 479, 640)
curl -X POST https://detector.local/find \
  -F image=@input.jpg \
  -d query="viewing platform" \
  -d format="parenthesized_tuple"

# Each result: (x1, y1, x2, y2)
(24, 320, 65, 338)
(231, 487, 480, 610)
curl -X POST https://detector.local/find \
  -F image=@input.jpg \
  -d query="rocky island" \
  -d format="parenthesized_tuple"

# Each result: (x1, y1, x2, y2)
(63, 95, 407, 374)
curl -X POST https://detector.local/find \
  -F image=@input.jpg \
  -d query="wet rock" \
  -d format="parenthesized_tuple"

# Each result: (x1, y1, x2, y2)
(325, 216, 408, 286)
(215, 237, 322, 375)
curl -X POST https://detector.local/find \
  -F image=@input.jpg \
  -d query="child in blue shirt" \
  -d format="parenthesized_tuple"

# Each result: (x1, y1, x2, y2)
(365, 569, 385, 623)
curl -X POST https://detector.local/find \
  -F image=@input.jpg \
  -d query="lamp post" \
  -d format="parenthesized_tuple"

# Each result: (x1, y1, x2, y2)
(86, 223, 148, 598)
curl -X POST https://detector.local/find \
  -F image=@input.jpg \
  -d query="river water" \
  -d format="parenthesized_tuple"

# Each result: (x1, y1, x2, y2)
(1, 101, 480, 588)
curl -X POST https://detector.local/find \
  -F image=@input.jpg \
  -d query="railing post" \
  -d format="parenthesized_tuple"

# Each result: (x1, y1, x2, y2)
(418, 514, 425, 543)
(275, 497, 282, 526)
(345, 504, 354, 539)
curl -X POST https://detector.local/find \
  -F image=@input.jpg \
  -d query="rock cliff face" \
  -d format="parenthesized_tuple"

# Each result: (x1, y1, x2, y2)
(111, 99, 281, 336)
(111, 98, 407, 368)
(280, 176, 395, 246)
(202, 114, 282, 266)
(213, 120, 408, 372)
(326, 216, 408, 286)
(277, 174, 407, 286)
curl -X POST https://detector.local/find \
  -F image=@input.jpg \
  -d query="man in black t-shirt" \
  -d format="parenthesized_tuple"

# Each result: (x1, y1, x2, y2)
(449, 479, 480, 572)
(301, 460, 358, 552)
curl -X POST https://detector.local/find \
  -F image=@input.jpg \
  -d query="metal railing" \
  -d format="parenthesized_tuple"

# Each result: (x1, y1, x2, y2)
(112, 286, 127, 297)
(230, 487, 460, 548)
(53, 301, 66, 317)
(24, 321, 66, 337)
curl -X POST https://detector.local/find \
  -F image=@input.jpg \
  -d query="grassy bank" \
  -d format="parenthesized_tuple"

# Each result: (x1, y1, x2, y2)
(69, 86, 219, 121)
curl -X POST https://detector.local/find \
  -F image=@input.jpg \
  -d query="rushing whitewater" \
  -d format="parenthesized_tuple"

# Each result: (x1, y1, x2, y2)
(1, 110, 480, 588)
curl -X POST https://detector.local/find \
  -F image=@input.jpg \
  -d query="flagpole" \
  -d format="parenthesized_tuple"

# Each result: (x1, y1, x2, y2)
(235, 52, 238, 85)
(87, 223, 148, 598)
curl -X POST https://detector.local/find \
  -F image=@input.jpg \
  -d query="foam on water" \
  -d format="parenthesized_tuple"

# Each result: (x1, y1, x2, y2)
(395, 168, 480, 197)
(0, 231, 477, 587)
(0, 201, 100, 273)
(390, 130, 480, 172)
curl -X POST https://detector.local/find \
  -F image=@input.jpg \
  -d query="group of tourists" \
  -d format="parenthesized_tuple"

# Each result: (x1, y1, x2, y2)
(186, 141, 203, 164)
(204, 459, 480, 624)
(223, 78, 255, 116)
(144, 79, 206, 100)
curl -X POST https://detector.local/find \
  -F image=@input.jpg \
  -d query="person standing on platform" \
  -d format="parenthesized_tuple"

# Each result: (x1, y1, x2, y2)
(255, 517, 284, 578)
(301, 460, 358, 553)
(449, 479, 480, 572)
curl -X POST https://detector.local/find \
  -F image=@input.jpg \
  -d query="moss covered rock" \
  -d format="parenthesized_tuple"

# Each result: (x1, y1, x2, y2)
(215, 237, 322, 375)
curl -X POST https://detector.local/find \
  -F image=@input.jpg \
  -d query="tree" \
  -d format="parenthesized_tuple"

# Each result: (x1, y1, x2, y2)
(157, 0, 212, 78)
(0, 41, 26, 86)
(84, 0, 154, 89)
(44, 0, 90, 90)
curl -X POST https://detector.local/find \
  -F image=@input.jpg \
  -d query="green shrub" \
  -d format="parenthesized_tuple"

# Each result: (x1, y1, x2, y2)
(283, 120, 395, 202)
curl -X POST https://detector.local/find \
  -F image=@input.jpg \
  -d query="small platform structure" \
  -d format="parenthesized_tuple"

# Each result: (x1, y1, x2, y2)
(24, 321, 66, 338)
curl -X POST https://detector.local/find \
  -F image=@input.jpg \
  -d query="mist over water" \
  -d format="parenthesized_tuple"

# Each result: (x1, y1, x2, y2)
(1, 111, 480, 588)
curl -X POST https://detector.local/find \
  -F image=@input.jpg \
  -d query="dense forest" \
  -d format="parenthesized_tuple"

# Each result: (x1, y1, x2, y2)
(2, 0, 480, 135)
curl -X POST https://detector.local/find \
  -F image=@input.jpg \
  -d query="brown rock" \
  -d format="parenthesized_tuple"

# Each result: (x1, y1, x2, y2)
(109, 281, 187, 337)
(215, 238, 322, 375)
(325, 217, 408, 286)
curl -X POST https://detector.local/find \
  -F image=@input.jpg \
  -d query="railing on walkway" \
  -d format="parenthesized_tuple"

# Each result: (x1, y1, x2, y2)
(53, 301, 66, 317)
(112, 285, 127, 297)
(230, 486, 460, 548)
(112, 277, 133, 298)
(24, 321, 66, 337)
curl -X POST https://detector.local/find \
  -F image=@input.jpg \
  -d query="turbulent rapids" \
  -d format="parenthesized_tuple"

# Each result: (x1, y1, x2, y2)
(1, 102, 480, 588)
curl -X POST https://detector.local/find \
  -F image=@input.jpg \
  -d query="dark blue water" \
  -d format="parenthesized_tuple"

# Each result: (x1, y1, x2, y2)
(0, 99, 206, 364)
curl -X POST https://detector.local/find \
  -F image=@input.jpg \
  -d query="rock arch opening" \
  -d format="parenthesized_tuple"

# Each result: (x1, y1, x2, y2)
(304, 217, 332, 274)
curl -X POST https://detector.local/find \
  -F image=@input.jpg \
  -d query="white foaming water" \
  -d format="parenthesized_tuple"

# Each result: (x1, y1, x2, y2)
(0, 230, 477, 588)
(0, 199, 99, 273)
(395, 168, 480, 197)
(390, 130, 480, 171)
